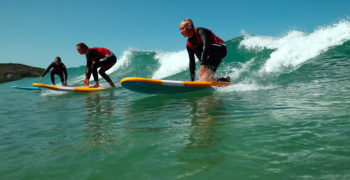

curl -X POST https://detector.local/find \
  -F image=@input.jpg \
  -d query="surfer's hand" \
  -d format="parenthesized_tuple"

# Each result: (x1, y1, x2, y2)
(199, 66, 213, 81)
(199, 65, 205, 78)
(84, 77, 89, 86)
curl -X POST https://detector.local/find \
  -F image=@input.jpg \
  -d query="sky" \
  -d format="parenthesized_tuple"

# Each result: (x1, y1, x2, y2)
(0, 0, 349, 68)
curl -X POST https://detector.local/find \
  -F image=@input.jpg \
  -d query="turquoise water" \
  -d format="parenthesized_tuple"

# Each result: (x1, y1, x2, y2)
(1, 21, 350, 179)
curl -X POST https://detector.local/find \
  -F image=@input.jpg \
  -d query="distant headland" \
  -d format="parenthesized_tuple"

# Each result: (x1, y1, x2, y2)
(0, 63, 44, 84)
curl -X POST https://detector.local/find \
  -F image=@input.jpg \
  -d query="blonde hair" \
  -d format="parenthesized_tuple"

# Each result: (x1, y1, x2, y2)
(181, 18, 194, 29)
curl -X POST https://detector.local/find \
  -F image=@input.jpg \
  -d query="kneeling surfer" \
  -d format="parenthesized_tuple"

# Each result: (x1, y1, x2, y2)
(179, 18, 230, 82)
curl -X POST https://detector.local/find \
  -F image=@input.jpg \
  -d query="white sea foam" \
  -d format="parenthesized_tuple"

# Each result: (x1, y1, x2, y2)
(220, 83, 275, 92)
(226, 58, 255, 79)
(240, 20, 350, 73)
(40, 89, 67, 96)
(152, 50, 190, 79)
(108, 48, 134, 74)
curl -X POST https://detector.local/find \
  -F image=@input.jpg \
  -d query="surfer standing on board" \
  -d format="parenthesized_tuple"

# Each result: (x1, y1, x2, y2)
(41, 56, 68, 86)
(179, 18, 229, 82)
(76, 43, 117, 88)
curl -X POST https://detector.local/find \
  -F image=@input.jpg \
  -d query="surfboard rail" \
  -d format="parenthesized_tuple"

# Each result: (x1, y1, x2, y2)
(120, 77, 230, 94)
(32, 83, 106, 92)
(12, 86, 42, 90)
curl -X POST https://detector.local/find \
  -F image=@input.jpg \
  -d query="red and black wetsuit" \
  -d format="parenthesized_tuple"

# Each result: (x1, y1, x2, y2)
(186, 27, 227, 81)
(42, 62, 68, 85)
(85, 47, 117, 85)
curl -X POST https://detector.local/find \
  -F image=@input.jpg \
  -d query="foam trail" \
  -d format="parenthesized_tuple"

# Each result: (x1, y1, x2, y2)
(240, 20, 350, 73)
(152, 50, 189, 79)
(217, 82, 275, 92)
(40, 89, 67, 96)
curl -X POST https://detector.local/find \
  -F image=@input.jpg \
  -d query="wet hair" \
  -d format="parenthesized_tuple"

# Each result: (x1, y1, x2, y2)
(181, 18, 194, 29)
(55, 56, 62, 64)
(55, 56, 61, 62)
(76, 42, 89, 49)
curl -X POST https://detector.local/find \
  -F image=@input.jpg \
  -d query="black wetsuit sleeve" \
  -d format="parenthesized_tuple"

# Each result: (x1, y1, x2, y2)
(42, 62, 54, 77)
(197, 28, 212, 66)
(85, 49, 98, 79)
(187, 46, 196, 81)
(62, 64, 68, 81)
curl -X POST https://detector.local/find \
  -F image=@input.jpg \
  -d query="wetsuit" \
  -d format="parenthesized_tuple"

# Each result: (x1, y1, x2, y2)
(42, 62, 68, 85)
(85, 47, 117, 86)
(186, 27, 227, 81)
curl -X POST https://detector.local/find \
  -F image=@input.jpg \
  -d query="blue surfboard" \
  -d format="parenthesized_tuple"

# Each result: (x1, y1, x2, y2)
(12, 86, 42, 90)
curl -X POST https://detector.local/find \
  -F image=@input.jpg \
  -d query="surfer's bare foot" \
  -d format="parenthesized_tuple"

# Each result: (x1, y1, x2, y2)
(218, 76, 230, 82)
(90, 81, 99, 88)
(108, 81, 116, 88)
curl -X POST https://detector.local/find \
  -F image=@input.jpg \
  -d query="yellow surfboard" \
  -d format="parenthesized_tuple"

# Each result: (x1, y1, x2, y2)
(120, 77, 230, 94)
(32, 83, 107, 92)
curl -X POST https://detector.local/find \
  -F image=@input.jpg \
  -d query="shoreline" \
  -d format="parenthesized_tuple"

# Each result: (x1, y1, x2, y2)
(0, 63, 44, 84)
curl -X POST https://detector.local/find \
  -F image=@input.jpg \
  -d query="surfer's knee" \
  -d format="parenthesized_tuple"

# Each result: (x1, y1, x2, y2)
(98, 68, 106, 75)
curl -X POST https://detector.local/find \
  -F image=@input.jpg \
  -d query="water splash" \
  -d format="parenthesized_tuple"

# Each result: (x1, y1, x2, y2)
(240, 20, 350, 73)
(217, 82, 276, 92)
(108, 48, 135, 74)
(152, 50, 190, 79)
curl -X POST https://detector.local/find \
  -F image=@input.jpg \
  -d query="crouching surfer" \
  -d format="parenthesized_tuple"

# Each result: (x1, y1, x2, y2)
(179, 18, 230, 82)
(41, 56, 68, 86)
(76, 42, 117, 88)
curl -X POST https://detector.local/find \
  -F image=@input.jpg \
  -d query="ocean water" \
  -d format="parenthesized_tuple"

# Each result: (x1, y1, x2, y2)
(1, 20, 350, 179)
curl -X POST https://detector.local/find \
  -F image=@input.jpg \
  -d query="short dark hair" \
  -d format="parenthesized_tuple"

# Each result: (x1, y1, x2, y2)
(55, 56, 61, 61)
(76, 42, 88, 49)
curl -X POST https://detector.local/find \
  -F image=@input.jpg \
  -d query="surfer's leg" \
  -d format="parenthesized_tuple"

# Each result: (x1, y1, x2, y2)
(57, 72, 65, 85)
(217, 76, 230, 82)
(207, 43, 227, 58)
(205, 44, 228, 81)
(91, 62, 99, 82)
(50, 71, 56, 85)
(98, 55, 117, 71)
(98, 56, 117, 87)
(206, 43, 227, 72)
